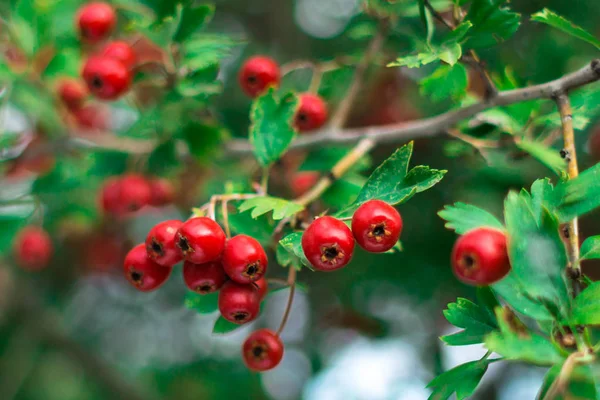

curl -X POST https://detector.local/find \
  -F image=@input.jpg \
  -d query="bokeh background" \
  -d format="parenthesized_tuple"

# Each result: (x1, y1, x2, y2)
(1, 0, 600, 399)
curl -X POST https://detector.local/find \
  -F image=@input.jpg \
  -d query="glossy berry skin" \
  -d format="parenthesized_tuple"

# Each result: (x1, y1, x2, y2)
(295, 93, 328, 132)
(183, 261, 227, 294)
(13, 226, 53, 271)
(100, 177, 122, 214)
(222, 235, 268, 284)
(82, 56, 131, 100)
(150, 178, 175, 207)
(101, 41, 136, 69)
(76, 2, 116, 43)
(238, 56, 281, 98)
(351, 200, 402, 253)
(218, 281, 260, 324)
(123, 244, 171, 292)
(57, 79, 88, 109)
(302, 216, 355, 271)
(176, 217, 226, 264)
(119, 174, 152, 212)
(451, 228, 511, 286)
(254, 277, 268, 301)
(146, 220, 183, 267)
(290, 172, 319, 197)
(242, 329, 284, 372)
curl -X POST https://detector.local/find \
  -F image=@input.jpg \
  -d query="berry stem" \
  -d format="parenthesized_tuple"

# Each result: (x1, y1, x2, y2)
(267, 278, 290, 286)
(276, 266, 297, 336)
(221, 200, 231, 238)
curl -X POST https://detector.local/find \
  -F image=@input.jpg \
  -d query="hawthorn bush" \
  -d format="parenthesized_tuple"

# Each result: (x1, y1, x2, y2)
(2, 0, 600, 399)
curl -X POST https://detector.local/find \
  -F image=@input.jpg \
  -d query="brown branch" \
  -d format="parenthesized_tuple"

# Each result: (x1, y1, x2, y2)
(424, 0, 455, 30)
(276, 266, 297, 336)
(466, 50, 499, 99)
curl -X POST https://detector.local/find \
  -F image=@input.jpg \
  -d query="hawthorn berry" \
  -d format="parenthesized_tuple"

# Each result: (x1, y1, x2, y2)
(146, 220, 183, 267)
(176, 217, 226, 264)
(290, 172, 319, 197)
(150, 178, 175, 207)
(301, 216, 355, 271)
(76, 2, 116, 43)
(351, 200, 402, 253)
(183, 260, 227, 294)
(101, 41, 136, 69)
(57, 78, 88, 109)
(254, 277, 268, 301)
(218, 281, 260, 324)
(119, 174, 152, 212)
(238, 56, 281, 98)
(123, 244, 171, 291)
(451, 227, 511, 286)
(83, 233, 122, 273)
(82, 56, 132, 100)
(74, 104, 110, 131)
(242, 329, 284, 372)
(295, 93, 328, 132)
(222, 235, 268, 284)
(100, 177, 122, 214)
(13, 226, 53, 271)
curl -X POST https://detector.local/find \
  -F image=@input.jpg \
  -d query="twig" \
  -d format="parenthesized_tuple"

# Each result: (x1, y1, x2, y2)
(276, 267, 297, 336)
(541, 351, 589, 400)
(424, 0, 455, 30)
(466, 50, 499, 99)
(226, 59, 600, 154)
(221, 200, 231, 238)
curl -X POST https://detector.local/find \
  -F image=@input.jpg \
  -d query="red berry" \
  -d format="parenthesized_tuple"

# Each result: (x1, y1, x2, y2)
(301, 216, 355, 271)
(57, 78, 88, 109)
(351, 200, 402, 253)
(183, 260, 227, 294)
(222, 235, 268, 284)
(74, 104, 110, 131)
(451, 227, 511, 286)
(176, 217, 226, 264)
(76, 2, 116, 43)
(82, 56, 131, 100)
(254, 277, 268, 301)
(119, 174, 152, 212)
(123, 244, 172, 291)
(83, 233, 122, 272)
(13, 226, 53, 271)
(242, 329, 284, 372)
(150, 178, 175, 207)
(100, 177, 122, 214)
(101, 41, 136, 69)
(218, 281, 260, 324)
(238, 56, 281, 98)
(290, 172, 319, 197)
(146, 220, 183, 267)
(295, 93, 328, 132)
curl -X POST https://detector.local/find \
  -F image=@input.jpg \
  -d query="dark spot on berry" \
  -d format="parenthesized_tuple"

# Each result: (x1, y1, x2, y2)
(297, 113, 307, 122)
(150, 239, 163, 255)
(198, 284, 212, 293)
(131, 271, 142, 282)
(323, 246, 339, 260)
(252, 345, 264, 358)
(245, 263, 259, 277)
(247, 75, 257, 85)
(233, 312, 248, 321)
(177, 235, 191, 253)
(91, 75, 103, 89)
(463, 254, 475, 269)
(372, 224, 385, 237)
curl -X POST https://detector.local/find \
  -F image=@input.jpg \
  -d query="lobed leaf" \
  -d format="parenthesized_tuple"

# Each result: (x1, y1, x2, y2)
(427, 359, 490, 400)
(277, 232, 311, 271)
(552, 163, 600, 222)
(464, 0, 521, 49)
(570, 282, 600, 325)
(238, 196, 304, 220)
(441, 298, 498, 346)
(184, 291, 219, 314)
(438, 202, 504, 234)
(531, 8, 600, 50)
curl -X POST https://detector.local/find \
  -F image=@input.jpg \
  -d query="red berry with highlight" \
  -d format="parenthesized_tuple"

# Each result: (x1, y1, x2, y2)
(13, 226, 53, 271)
(295, 93, 328, 132)
(123, 244, 171, 291)
(176, 217, 226, 264)
(146, 220, 183, 267)
(76, 2, 116, 43)
(150, 178, 175, 207)
(302, 216, 355, 271)
(82, 56, 131, 100)
(222, 234, 268, 284)
(238, 56, 281, 98)
(242, 329, 284, 372)
(290, 171, 319, 197)
(351, 200, 402, 253)
(100, 177, 122, 214)
(183, 261, 227, 294)
(119, 174, 152, 212)
(254, 277, 268, 301)
(218, 281, 260, 324)
(101, 41, 136, 69)
(57, 78, 88, 109)
(451, 227, 511, 286)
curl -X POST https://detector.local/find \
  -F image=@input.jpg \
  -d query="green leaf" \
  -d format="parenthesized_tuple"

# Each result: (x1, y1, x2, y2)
(321, 174, 366, 209)
(278, 232, 311, 271)
(570, 282, 600, 325)
(43, 48, 82, 78)
(228, 211, 274, 247)
(465, 0, 521, 48)
(530, 178, 556, 224)
(212, 316, 243, 334)
(389, 43, 462, 68)
(492, 272, 554, 321)
(476, 287, 501, 324)
(183, 35, 241, 71)
(580, 236, 600, 261)
(338, 142, 446, 216)
(0, 197, 38, 255)
(249, 89, 299, 166)
(441, 298, 497, 346)
(173, 4, 214, 43)
(184, 291, 219, 314)
(427, 359, 490, 400)
(420, 64, 468, 103)
(552, 163, 600, 222)
(238, 196, 304, 221)
(147, 140, 179, 175)
(438, 202, 504, 234)
(176, 63, 222, 99)
(516, 140, 566, 175)
(539, 364, 599, 400)
(531, 8, 600, 50)
(180, 122, 223, 162)
(299, 147, 371, 173)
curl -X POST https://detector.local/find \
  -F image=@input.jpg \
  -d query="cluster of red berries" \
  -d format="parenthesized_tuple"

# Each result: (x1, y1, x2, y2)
(451, 227, 511, 286)
(239, 56, 329, 133)
(12, 226, 53, 271)
(75, 2, 135, 101)
(302, 199, 403, 271)
(100, 174, 174, 215)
